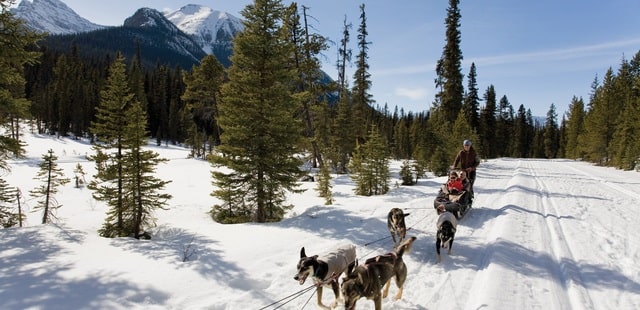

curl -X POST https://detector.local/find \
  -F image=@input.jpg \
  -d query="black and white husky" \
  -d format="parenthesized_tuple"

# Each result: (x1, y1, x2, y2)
(436, 211, 458, 263)
(294, 243, 357, 309)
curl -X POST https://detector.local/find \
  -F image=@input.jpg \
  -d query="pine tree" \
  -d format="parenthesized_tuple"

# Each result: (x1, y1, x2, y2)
(564, 96, 586, 159)
(211, 0, 305, 223)
(434, 0, 464, 124)
(315, 163, 333, 205)
(29, 149, 70, 224)
(513, 105, 532, 158)
(350, 126, 390, 196)
(181, 55, 225, 158)
(0, 178, 18, 228)
(543, 104, 559, 158)
(399, 160, 415, 186)
(463, 62, 481, 130)
(89, 54, 134, 237)
(496, 95, 514, 157)
(330, 92, 355, 174)
(283, 3, 329, 168)
(0, 1, 42, 168)
(120, 102, 172, 239)
(582, 69, 616, 164)
(351, 3, 375, 142)
(452, 110, 480, 155)
(336, 16, 352, 100)
(479, 85, 497, 158)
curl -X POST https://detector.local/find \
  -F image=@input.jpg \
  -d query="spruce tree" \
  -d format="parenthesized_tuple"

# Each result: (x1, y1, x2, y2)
(435, 0, 464, 124)
(89, 54, 134, 237)
(0, 178, 18, 228)
(350, 126, 390, 196)
(29, 149, 70, 224)
(181, 55, 225, 158)
(283, 3, 329, 168)
(336, 16, 352, 100)
(0, 0, 41, 166)
(513, 105, 531, 158)
(315, 163, 333, 205)
(399, 160, 415, 186)
(351, 3, 375, 143)
(582, 69, 615, 164)
(543, 104, 559, 158)
(479, 85, 497, 158)
(121, 102, 172, 239)
(496, 95, 514, 157)
(211, 0, 304, 223)
(463, 63, 481, 130)
(564, 96, 586, 159)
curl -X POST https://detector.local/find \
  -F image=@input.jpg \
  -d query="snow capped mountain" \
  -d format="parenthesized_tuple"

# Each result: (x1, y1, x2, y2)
(164, 4, 244, 55)
(122, 8, 207, 64)
(11, 0, 104, 34)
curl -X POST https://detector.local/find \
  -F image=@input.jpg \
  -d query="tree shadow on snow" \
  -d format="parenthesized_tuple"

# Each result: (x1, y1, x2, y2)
(0, 228, 170, 310)
(453, 238, 640, 294)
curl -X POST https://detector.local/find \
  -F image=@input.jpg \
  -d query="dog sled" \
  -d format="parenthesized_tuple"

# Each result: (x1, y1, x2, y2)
(433, 170, 473, 219)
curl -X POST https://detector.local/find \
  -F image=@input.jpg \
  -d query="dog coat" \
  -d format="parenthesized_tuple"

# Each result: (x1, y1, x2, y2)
(437, 211, 458, 230)
(318, 243, 357, 281)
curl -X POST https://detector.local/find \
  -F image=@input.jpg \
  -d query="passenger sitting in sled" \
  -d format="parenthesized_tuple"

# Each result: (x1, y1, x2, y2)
(433, 171, 471, 218)
(458, 170, 473, 201)
(446, 170, 464, 194)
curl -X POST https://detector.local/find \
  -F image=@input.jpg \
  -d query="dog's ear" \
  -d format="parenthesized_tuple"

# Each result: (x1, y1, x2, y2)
(300, 247, 306, 258)
(404, 212, 410, 217)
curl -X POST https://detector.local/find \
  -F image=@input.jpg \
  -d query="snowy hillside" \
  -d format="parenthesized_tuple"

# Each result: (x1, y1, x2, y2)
(11, 0, 104, 34)
(165, 4, 244, 55)
(1, 128, 639, 309)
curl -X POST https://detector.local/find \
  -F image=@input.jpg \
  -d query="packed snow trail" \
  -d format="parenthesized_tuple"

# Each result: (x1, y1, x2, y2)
(412, 159, 640, 310)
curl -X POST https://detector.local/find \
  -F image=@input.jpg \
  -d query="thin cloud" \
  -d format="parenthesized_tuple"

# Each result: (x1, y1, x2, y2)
(395, 87, 429, 101)
(467, 38, 640, 67)
(373, 38, 640, 77)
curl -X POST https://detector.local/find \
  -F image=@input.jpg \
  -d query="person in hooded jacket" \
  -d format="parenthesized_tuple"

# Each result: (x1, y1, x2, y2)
(452, 139, 480, 195)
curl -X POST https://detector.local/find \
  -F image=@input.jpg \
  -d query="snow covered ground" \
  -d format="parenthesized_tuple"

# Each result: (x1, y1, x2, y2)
(1, 128, 639, 310)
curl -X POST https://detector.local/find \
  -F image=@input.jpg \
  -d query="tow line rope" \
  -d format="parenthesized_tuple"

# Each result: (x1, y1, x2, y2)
(259, 207, 433, 309)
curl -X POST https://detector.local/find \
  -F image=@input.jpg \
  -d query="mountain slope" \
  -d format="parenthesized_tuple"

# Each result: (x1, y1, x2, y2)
(164, 4, 244, 67)
(41, 7, 207, 70)
(11, 0, 104, 34)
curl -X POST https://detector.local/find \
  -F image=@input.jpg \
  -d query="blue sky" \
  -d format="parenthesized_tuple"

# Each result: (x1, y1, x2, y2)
(42, 0, 640, 117)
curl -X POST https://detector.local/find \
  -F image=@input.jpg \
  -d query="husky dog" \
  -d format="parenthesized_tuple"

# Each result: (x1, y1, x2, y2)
(294, 243, 357, 310)
(387, 208, 410, 247)
(342, 236, 416, 310)
(436, 211, 458, 263)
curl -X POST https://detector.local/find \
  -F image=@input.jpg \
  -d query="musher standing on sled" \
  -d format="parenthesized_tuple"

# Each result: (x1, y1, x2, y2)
(452, 139, 480, 198)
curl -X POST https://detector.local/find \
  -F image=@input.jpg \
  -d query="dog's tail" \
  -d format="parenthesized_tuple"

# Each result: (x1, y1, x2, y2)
(396, 236, 416, 257)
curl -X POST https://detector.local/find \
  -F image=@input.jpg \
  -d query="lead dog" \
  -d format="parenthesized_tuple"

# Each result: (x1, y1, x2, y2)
(342, 236, 416, 310)
(436, 211, 458, 263)
(294, 243, 357, 310)
(387, 208, 410, 247)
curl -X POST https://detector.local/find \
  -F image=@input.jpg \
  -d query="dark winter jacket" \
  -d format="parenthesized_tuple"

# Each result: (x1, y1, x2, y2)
(452, 146, 480, 171)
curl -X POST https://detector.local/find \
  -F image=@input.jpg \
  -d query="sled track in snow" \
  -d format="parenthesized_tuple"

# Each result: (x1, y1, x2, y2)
(562, 164, 640, 201)
(525, 161, 595, 309)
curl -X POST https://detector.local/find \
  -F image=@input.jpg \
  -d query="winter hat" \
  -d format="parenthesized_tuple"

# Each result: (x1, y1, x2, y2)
(463, 139, 472, 146)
